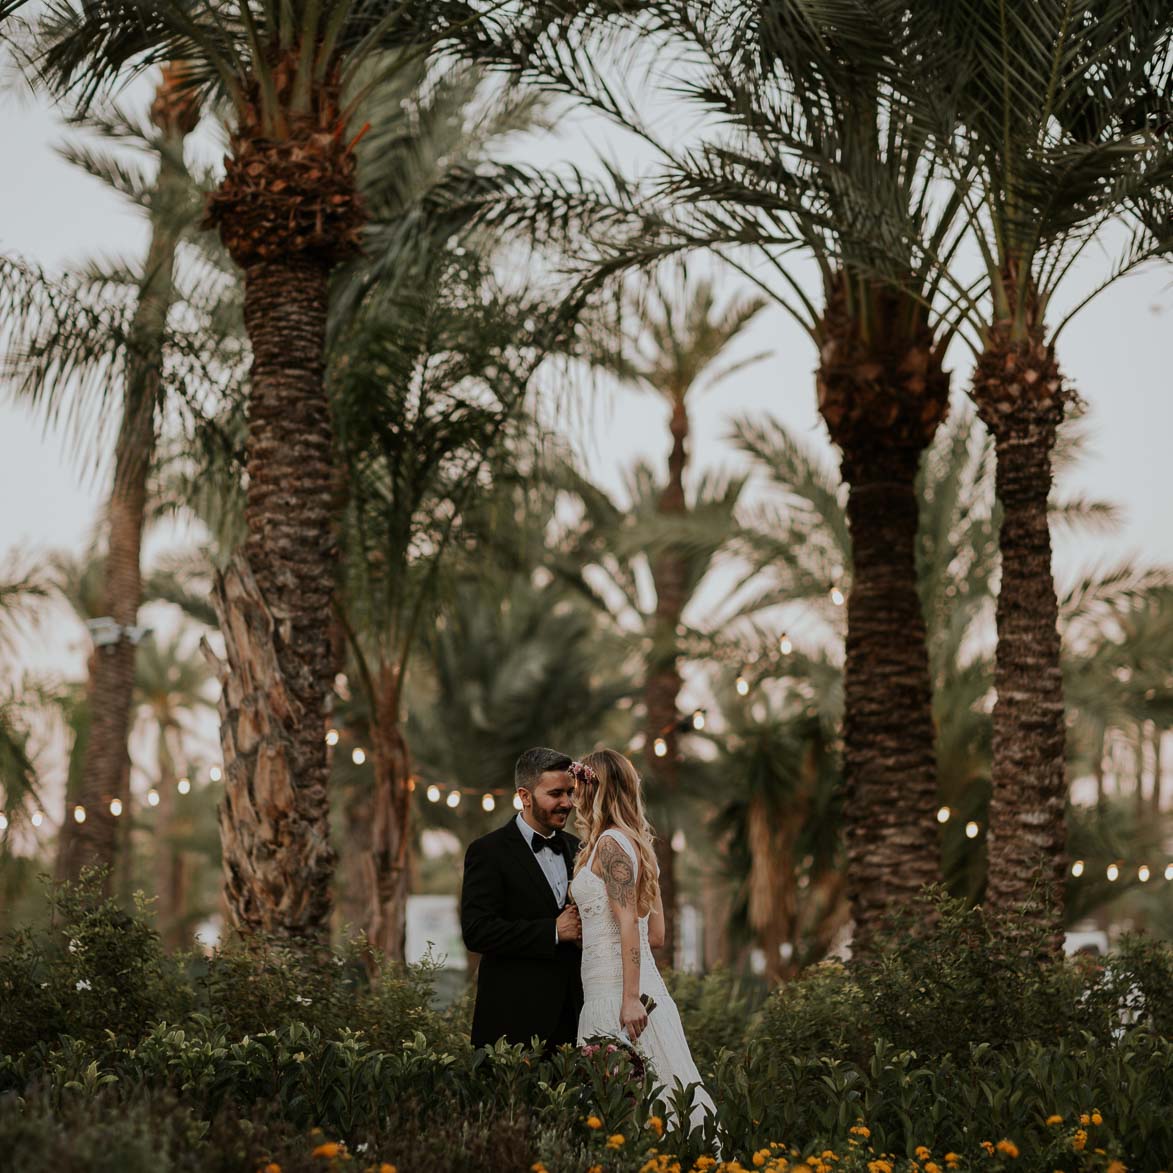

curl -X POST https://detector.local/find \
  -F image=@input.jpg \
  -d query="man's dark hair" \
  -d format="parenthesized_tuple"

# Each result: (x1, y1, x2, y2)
(515, 747, 573, 792)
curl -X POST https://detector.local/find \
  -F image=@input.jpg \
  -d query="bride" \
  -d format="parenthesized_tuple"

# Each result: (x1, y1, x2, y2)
(569, 748, 717, 1133)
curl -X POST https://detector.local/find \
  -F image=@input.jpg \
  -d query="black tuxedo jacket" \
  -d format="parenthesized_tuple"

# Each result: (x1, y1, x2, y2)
(461, 817, 583, 1049)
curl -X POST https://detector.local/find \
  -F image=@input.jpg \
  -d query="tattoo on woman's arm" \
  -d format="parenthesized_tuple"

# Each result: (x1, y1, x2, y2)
(598, 837, 636, 909)
(629, 945, 640, 967)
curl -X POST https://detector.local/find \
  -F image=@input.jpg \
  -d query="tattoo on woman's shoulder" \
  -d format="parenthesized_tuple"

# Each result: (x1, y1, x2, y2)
(597, 837, 635, 909)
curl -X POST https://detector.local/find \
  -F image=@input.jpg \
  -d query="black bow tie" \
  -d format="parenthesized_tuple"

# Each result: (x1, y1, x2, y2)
(532, 832, 564, 856)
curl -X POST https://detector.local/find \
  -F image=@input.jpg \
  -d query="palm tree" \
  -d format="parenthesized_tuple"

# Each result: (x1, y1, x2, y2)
(589, 275, 764, 962)
(34, 1, 501, 943)
(917, 0, 1173, 936)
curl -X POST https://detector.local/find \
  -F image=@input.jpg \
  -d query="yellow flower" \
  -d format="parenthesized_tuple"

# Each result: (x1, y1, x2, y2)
(995, 1141, 1019, 1159)
(261, 1165, 282, 1173)
(981, 1141, 995, 1156)
(607, 1134, 626, 1150)
(693, 1159, 717, 1172)
(915, 1148, 932, 1162)
(1080, 1114, 1090, 1127)
(944, 1158, 961, 1170)
(312, 1143, 343, 1160)
(1106, 1162, 1126, 1173)
(586, 1115, 603, 1130)
(378, 1166, 397, 1173)
(925, 1164, 942, 1173)
(867, 1162, 893, 1173)
(531, 1164, 548, 1173)
(1073, 1129, 1088, 1152)
(851, 1126, 872, 1139)
(1045, 1115, 1063, 1126)
(1092, 1112, 1103, 1127)
(648, 1116, 665, 1138)
(589, 1166, 603, 1173)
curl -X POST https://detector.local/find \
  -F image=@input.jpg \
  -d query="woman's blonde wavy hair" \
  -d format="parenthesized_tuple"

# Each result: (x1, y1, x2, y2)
(573, 748, 659, 917)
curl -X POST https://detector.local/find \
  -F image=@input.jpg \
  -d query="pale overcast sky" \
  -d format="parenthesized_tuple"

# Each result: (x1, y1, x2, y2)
(2, 67, 1171, 692)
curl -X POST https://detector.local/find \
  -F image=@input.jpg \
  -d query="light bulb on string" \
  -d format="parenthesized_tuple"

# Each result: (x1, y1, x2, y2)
(31, 810, 44, 828)
(177, 778, 191, 795)
(74, 805, 86, 824)
(691, 710, 705, 732)
(482, 794, 496, 812)
(779, 634, 793, 656)
(937, 806, 951, 824)
(446, 790, 461, 809)
(830, 586, 845, 607)
(964, 820, 979, 839)
(735, 674, 749, 697)
(351, 747, 366, 765)
(513, 794, 524, 812)
(325, 728, 339, 747)
(1106, 863, 1120, 882)
(653, 737, 668, 758)
(1166, 863, 1173, 881)
(426, 785, 441, 803)
(147, 789, 160, 808)
(1071, 859, 1085, 878)
(109, 798, 122, 817)
(1138, 865, 1151, 882)
(209, 766, 222, 783)
(0, 813, 7, 832)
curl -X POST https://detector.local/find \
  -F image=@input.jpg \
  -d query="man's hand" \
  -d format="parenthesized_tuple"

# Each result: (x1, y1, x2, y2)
(556, 904, 582, 944)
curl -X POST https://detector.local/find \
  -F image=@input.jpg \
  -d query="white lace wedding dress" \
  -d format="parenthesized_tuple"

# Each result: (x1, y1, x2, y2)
(572, 828, 717, 1133)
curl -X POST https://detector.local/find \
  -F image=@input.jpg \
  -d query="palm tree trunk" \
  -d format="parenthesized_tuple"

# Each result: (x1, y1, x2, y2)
(60, 101, 192, 887)
(154, 723, 183, 949)
(365, 671, 413, 964)
(975, 341, 1067, 942)
(646, 397, 689, 968)
(212, 256, 338, 942)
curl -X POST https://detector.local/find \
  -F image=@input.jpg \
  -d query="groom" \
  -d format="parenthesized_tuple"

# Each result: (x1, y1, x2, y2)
(461, 747, 583, 1050)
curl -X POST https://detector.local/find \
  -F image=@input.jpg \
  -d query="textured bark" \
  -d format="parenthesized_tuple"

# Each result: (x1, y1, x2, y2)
(973, 335, 1067, 940)
(645, 397, 688, 968)
(364, 672, 413, 963)
(60, 90, 193, 887)
(818, 277, 948, 956)
(154, 724, 187, 950)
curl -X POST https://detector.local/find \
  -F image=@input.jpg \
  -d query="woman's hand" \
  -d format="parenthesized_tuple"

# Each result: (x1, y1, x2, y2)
(620, 995, 649, 1042)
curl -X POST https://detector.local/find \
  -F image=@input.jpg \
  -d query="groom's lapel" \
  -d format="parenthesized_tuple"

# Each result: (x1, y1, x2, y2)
(503, 817, 562, 914)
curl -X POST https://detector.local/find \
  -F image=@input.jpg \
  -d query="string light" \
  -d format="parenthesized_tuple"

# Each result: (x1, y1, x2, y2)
(780, 634, 793, 655)
(446, 791, 461, 809)
(74, 805, 86, 824)
(513, 794, 524, 811)
(937, 806, 951, 824)
(351, 747, 366, 765)
(1167, 863, 1173, 882)
(653, 737, 668, 758)
(0, 814, 7, 832)
(147, 789, 160, 807)
(830, 587, 845, 607)
(735, 674, 749, 697)
(1071, 860, 1085, 877)
(109, 798, 122, 817)
(177, 778, 191, 795)
(426, 785, 441, 803)
(31, 810, 44, 828)
(1138, 865, 1150, 883)
(482, 794, 496, 812)
(691, 710, 706, 731)
(1106, 863, 1120, 882)
(209, 766, 222, 783)
(325, 728, 340, 747)
(965, 820, 980, 839)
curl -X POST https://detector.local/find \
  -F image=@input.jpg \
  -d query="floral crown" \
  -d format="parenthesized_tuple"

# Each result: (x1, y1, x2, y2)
(567, 760, 598, 787)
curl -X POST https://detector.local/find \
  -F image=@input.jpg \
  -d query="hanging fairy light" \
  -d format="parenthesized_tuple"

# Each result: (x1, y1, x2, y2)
(1166, 863, 1173, 882)
(325, 728, 340, 747)
(209, 766, 222, 783)
(351, 747, 366, 765)
(937, 806, 951, 824)
(780, 634, 793, 655)
(830, 586, 845, 607)
(109, 798, 123, 817)
(31, 810, 44, 828)
(653, 737, 668, 758)
(1106, 863, 1120, 882)
(482, 794, 496, 812)
(446, 790, 461, 809)
(964, 820, 980, 839)
(691, 710, 706, 731)
(513, 794, 524, 811)
(74, 805, 86, 824)
(146, 789, 160, 807)
(426, 784, 441, 803)
(735, 674, 750, 697)
(0, 813, 7, 832)
(1071, 859, 1085, 878)
(1138, 865, 1151, 883)
(177, 777, 191, 795)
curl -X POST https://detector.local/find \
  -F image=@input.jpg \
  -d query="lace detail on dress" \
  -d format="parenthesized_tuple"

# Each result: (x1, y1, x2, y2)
(571, 829, 716, 1135)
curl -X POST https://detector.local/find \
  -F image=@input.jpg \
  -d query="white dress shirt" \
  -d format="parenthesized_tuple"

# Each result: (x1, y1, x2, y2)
(515, 812, 569, 907)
